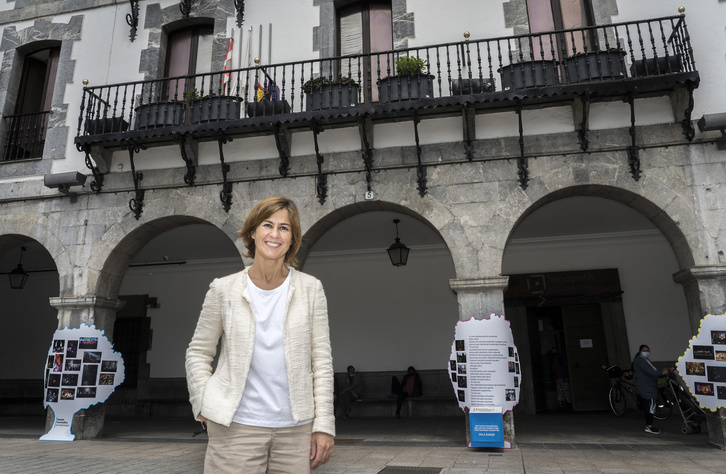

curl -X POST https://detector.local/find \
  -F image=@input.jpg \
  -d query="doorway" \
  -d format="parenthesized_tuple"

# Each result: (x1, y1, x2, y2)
(526, 303, 610, 412)
(506, 269, 627, 414)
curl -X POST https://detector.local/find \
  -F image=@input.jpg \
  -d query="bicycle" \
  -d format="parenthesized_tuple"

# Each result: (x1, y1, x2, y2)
(605, 365, 672, 419)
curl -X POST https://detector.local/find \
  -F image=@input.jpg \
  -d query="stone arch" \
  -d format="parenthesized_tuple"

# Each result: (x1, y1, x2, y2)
(500, 184, 697, 273)
(0, 222, 71, 293)
(289, 184, 467, 278)
(297, 200, 447, 266)
(94, 215, 242, 301)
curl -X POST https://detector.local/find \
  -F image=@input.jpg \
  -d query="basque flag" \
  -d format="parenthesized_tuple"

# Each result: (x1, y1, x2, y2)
(222, 37, 234, 94)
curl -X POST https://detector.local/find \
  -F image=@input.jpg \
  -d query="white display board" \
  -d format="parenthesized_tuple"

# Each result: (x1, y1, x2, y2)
(40, 324, 125, 441)
(448, 313, 520, 413)
(676, 312, 726, 412)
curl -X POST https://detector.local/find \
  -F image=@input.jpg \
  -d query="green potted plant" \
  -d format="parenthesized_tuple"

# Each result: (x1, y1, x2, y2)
(564, 48, 628, 83)
(186, 88, 242, 124)
(378, 55, 436, 102)
(303, 76, 359, 111)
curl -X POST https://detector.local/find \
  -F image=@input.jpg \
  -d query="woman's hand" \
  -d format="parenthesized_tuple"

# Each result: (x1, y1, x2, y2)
(199, 415, 208, 431)
(310, 432, 334, 469)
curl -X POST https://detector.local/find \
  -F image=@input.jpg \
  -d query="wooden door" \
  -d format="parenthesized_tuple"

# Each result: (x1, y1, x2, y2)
(562, 304, 610, 411)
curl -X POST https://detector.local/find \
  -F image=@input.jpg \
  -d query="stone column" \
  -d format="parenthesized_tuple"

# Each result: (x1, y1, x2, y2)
(449, 276, 516, 446)
(46, 296, 126, 440)
(449, 276, 509, 321)
(673, 265, 726, 450)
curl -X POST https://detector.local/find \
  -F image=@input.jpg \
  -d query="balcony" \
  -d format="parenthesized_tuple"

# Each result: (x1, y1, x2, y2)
(2, 110, 49, 161)
(74, 13, 698, 201)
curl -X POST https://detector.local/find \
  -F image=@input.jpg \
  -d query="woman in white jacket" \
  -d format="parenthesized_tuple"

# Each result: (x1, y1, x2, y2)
(186, 196, 335, 472)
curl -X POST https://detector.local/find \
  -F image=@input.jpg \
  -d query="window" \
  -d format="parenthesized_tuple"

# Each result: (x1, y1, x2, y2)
(338, 1, 393, 102)
(526, 0, 595, 60)
(163, 25, 213, 101)
(3, 47, 59, 161)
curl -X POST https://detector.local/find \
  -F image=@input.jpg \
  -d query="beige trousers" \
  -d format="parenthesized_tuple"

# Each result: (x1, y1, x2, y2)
(204, 421, 312, 474)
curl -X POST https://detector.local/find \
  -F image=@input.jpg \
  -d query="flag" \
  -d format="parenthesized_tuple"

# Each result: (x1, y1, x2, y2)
(222, 37, 234, 95)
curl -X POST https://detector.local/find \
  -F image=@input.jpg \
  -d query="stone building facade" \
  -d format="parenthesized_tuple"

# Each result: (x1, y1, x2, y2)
(1, 0, 725, 447)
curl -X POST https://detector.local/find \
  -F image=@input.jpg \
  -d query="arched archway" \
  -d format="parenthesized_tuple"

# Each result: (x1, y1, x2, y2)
(97, 217, 243, 415)
(506, 185, 696, 270)
(302, 203, 460, 417)
(502, 187, 693, 416)
(0, 235, 59, 415)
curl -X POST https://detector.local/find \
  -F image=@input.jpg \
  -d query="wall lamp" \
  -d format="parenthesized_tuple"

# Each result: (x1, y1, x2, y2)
(697, 113, 726, 150)
(9, 246, 29, 290)
(387, 219, 410, 267)
(44, 171, 87, 194)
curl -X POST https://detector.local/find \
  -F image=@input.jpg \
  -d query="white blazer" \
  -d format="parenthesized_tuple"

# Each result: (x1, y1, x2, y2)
(185, 267, 335, 437)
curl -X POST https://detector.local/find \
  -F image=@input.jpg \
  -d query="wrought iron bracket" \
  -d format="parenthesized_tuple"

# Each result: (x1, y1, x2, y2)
(213, 129, 233, 212)
(627, 90, 641, 181)
(357, 115, 374, 194)
(77, 143, 105, 193)
(179, 0, 192, 17)
(462, 103, 476, 160)
(126, 0, 139, 42)
(273, 124, 291, 177)
(412, 110, 427, 197)
(174, 133, 198, 185)
(681, 82, 696, 141)
(121, 139, 147, 220)
(516, 99, 529, 190)
(573, 92, 590, 152)
(310, 120, 327, 205)
(234, 0, 245, 28)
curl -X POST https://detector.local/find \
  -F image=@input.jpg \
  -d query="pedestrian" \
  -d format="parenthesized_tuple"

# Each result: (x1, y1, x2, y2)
(632, 344, 671, 434)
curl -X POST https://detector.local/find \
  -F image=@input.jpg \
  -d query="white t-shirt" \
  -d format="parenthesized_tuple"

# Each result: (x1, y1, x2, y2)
(233, 272, 310, 427)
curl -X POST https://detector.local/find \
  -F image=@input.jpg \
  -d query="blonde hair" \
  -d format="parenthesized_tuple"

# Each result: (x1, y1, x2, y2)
(237, 196, 302, 266)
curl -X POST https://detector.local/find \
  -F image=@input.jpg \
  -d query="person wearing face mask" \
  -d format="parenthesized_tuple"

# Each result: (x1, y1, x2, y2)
(632, 344, 671, 434)
(392, 366, 423, 418)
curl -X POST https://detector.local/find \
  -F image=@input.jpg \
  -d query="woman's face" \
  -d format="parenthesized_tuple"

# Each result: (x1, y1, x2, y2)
(251, 209, 293, 263)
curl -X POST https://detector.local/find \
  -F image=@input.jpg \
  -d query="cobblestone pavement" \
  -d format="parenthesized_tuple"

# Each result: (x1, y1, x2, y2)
(1, 412, 724, 473)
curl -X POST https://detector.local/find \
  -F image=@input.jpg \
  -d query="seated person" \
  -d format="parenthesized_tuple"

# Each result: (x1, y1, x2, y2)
(337, 365, 362, 419)
(391, 366, 423, 418)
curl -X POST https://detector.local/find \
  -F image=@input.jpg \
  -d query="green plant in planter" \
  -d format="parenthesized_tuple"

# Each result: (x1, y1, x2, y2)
(394, 55, 428, 76)
(302, 76, 358, 93)
(185, 88, 224, 102)
(184, 88, 201, 103)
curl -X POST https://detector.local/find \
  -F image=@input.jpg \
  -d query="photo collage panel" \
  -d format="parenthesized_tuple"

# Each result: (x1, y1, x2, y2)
(45, 336, 120, 403)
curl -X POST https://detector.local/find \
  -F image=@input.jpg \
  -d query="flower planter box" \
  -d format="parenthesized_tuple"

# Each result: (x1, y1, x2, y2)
(134, 102, 184, 130)
(564, 50, 627, 83)
(84, 116, 129, 135)
(246, 99, 291, 117)
(499, 60, 559, 90)
(190, 96, 241, 124)
(451, 77, 496, 95)
(630, 55, 682, 77)
(378, 75, 435, 102)
(306, 83, 359, 111)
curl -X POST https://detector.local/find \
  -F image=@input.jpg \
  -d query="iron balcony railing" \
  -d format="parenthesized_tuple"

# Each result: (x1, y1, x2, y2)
(76, 14, 695, 138)
(3, 110, 50, 161)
